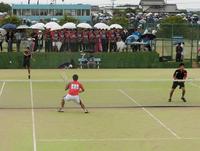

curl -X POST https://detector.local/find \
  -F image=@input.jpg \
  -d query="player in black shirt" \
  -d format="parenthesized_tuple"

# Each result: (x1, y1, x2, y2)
(23, 47, 32, 79)
(169, 63, 187, 102)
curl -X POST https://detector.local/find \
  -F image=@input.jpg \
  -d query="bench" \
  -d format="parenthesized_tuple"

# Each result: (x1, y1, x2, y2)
(78, 58, 101, 69)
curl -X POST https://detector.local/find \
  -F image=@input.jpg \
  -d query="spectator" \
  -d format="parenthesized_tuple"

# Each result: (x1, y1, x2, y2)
(176, 43, 183, 62)
(0, 33, 4, 52)
(37, 30, 43, 51)
(44, 29, 52, 52)
(15, 30, 22, 52)
(6, 31, 14, 52)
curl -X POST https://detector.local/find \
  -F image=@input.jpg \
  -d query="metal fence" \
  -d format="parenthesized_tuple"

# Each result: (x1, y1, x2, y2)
(138, 23, 200, 61)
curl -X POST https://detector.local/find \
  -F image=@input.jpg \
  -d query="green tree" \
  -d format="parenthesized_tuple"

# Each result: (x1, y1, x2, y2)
(157, 16, 189, 38)
(109, 16, 129, 28)
(0, 2, 11, 13)
(59, 13, 79, 25)
(0, 15, 21, 26)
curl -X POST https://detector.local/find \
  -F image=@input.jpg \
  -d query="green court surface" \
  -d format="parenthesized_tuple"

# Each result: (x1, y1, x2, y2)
(0, 69, 200, 151)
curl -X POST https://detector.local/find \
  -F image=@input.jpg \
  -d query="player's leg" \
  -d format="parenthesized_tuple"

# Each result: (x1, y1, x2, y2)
(169, 89, 175, 102)
(58, 98, 65, 112)
(28, 67, 31, 79)
(169, 82, 177, 102)
(79, 99, 89, 113)
(181, 87, 187, 102)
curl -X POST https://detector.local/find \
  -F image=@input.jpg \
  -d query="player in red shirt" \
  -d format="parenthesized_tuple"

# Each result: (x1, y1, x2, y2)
(58, 74, 88, 113)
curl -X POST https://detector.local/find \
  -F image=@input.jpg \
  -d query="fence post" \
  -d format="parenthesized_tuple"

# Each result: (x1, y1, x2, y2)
(190, 24, 194, 63)
(171, 24, 174, 59)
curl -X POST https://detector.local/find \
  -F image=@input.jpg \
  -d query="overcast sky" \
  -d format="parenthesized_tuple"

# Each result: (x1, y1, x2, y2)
(3, 0, 200, 9)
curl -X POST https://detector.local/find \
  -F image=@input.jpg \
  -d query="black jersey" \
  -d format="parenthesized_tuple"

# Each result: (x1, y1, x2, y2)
(173, 69, 187, 79)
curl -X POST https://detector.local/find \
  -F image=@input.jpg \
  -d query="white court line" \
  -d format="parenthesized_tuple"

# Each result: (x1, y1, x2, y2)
(38, 137, 200, 142)
(119, 89, 181, 139)
(0, 79, 200, 82)
(0, 82, 5, 96)
(30, 81, 37, 151)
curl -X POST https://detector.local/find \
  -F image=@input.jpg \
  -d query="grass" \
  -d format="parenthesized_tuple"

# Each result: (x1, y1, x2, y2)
(0, 69, 200, 151)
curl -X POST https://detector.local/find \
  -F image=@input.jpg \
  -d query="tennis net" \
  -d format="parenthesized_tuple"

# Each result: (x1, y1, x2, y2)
(0, 79, 200, 109)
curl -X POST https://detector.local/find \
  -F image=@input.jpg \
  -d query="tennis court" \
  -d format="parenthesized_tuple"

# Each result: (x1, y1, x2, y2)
(0, 69, 200, 151)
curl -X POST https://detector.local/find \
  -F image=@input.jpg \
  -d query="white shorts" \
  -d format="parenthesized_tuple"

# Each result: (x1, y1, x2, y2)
(63, 94, 80, 104)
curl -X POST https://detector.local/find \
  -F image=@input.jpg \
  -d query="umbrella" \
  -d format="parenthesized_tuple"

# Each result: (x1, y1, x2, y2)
(110, 24, 123, 29)
(94, 23, 109, 30)
(0, 28, 7, 35)
(17, 25, 30, 30)
(62, 22, 76, 29)
(45, 22, 60, 29)
(77, 23, 92, 29)
(139, 19, 146, 24)
(141, 33, 156, 40)
(50, 24, 62, 31)
(2, 23, 16, 30)
(31, 23, 45, 30)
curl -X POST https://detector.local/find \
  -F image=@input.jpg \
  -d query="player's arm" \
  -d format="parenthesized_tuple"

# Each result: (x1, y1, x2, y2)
(183, 71, 187, 80)
(173, 71, 177, 80)
(65, 83, 70, 91)
(79, 84, 85, 93)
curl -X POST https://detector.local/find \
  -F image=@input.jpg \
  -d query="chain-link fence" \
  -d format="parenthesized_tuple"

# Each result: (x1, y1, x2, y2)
(131, 23, 200, 61)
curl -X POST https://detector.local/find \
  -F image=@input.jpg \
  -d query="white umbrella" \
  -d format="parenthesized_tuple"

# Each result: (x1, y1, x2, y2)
(109, 24, 123, 29)
(51, 24, 62, 31)
(139, 19, 146, 24)
(45, 22, 60, 29)
(77, 23, 92, 29)
(17, 25, 30, 30)
(94, 23, 109, 30)
(31, 23, 45, 30)
(62, 22, 76, 29)
(0, 28, 6, 35)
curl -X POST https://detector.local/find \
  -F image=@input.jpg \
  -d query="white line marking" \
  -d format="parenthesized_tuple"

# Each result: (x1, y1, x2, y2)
(38, 137, 200, 142)
(30, 81, 37, 151)
(0, 82, 5, 96)
(119, 89, 181, 139)
(0, 79, 200, 82)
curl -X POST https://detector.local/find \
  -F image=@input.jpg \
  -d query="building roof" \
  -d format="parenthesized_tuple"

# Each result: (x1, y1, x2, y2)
(140, 0, 166, 6)
(144, 4, 179, 13)
(12, 4, 91, 9)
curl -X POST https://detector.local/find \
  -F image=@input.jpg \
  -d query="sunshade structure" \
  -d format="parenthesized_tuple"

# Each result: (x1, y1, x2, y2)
(77, 23, 92, 29)
(94, 23, 109, 30)
(30, 23, 45, 30)
(2, 23, 16, 30)
(62, 22, 76, 29)
(109, 24, 123, 29)
(17, 25, 30, 30)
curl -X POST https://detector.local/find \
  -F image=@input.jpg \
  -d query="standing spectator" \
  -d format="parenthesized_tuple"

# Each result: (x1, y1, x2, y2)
(77, 29, 83, 52)
(37, 30, 43, 51)
(94, 30, 102, 52)
(44, 29, 52, 52)
(52, 30, 61, 52)
(59, 29, 65, 52)
(63, 29, 70, 52)
(31, 30, 38, 52)
(82, 30, 89, 51)
(88, 29, 95, 52)
(181, 42, 185, 61)
(101, 30, 108, 52)
(109, 30, 117, 52)
(176, 43, 183, 62)
(6, 31, 14, 52)
(69, 30, 77, 52)
(15, 30, 22, 52)
(0, 33, 4, 52)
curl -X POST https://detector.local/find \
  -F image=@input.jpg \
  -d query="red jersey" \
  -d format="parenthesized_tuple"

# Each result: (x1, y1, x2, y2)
(67, 81, 84, 96)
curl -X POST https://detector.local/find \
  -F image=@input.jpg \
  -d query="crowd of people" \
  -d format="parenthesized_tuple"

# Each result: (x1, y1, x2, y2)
(0, 26, 157, 53)
(0, 27, 156, 53)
